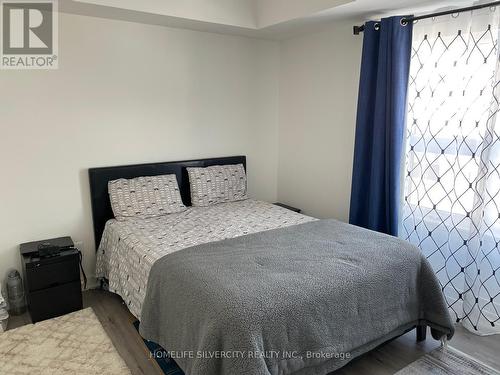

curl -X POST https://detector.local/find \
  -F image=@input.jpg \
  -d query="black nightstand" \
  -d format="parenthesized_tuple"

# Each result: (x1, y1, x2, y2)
(273, 202, 301, 213)
(20, 238, 83, 323)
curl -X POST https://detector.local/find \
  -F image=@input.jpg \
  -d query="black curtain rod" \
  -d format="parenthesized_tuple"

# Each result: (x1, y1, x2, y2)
(353, 1, 500, 35)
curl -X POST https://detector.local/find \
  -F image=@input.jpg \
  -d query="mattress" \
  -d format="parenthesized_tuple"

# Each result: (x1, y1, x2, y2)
(96, 199, 315, 318)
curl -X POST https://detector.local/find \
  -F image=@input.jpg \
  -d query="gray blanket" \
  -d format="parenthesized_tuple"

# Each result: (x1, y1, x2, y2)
(140, 219, 454, 375)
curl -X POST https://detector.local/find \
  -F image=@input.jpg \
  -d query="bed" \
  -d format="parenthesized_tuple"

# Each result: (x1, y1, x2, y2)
(96, 198, 314, 318)
(89, 156, 454, 375)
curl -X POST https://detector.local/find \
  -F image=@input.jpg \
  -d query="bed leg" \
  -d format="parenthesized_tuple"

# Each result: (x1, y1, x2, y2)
(416, 325, 427, 342)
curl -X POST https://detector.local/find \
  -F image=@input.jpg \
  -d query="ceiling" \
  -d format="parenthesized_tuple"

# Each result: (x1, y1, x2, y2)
(61, 0, 479, 39)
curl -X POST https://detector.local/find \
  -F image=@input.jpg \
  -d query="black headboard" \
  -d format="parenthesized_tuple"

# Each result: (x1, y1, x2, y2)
(88, 155, 246, 249)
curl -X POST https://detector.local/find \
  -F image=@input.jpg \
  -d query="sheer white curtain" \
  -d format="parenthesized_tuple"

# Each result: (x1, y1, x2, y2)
(402, 7, 500, 335)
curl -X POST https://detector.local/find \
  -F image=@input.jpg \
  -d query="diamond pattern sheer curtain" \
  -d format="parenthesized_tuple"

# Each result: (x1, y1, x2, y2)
(402, 8, 500, 335)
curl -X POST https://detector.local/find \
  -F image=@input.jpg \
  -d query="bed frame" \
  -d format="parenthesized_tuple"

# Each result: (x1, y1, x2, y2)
(87, 154, 428, 343)
(88, 155, 246, 249)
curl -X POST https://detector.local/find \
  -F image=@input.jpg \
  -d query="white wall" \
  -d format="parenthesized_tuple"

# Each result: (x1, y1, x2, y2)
(0, 14, 363, 288)
(0, 12, 279, 286)
(256, 0, 352, 28)
(277, 22, 362, 220)
(75, 0, 257, 28)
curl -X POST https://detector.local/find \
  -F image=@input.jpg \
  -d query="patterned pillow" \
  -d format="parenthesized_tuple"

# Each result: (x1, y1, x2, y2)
(108, 174, 186, 220)
(187, 164, 248, 207)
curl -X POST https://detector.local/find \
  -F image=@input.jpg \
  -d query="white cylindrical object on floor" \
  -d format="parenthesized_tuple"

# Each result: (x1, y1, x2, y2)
(6, 270, 26, 315)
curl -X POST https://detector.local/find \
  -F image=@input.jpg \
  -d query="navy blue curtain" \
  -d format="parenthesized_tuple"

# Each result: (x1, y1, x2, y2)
(349, 16, 413, 236)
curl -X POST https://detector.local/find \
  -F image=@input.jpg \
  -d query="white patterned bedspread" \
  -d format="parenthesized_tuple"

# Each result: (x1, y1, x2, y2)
(96, 199, 315, 319)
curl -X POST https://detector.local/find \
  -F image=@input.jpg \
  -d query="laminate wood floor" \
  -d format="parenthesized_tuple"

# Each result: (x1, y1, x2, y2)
(7, 290, 500, 375)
